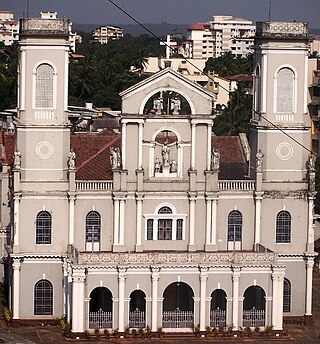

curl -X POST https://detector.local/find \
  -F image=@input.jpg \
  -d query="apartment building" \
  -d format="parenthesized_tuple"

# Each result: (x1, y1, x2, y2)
(92, 25, 123, 44)
(187, 15, 255, 59)
(0, 11, 19, 46)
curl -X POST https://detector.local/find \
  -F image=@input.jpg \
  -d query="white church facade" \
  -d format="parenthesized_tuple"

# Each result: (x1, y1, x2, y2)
(3, 16, 316, 334)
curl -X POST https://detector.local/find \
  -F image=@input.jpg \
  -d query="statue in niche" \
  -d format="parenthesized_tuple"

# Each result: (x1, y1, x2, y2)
(67, 148, 76, 169)
(256, 149, 264, 172)
(110, 146, 121, 169)
(162, 143, 170, 166)
(170, 158, 177, 173)
(154, 157, 161, 173)
(14, 151, 21, 169)
(170, 97, 181, 115)
(307, 153, 316, 192)
(153, 97, 163, 115)
(307, 153, 316, 172)
(211, 148, 220, 171)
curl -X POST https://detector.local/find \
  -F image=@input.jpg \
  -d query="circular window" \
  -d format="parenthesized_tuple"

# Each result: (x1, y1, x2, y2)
(36, 141, 53, 159)
(276, 142, 293, 160)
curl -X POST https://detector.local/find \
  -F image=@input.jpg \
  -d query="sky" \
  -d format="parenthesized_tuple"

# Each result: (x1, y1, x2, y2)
(1, 0, 319, 28)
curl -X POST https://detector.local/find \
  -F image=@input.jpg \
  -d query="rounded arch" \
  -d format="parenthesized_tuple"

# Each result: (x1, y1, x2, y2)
(32, 60, 57, 75)
(210, 289, 227, 311)
(152, 127, 182, 143)
(283, 278, 291, 312)
(36, 210, 52, 244)
(243, 285, 266, 311)
(273, 64, 297, 79)
(34, 279, 53, 315)
(154, 203, 177, 214)
(129, 290, 146, 311)
(85, 210, 101, 251)
(276, 210, 291, 243)
(163, 281, 194, 312)
(89, 286, 113, 312)
(139, 87, 196, 115)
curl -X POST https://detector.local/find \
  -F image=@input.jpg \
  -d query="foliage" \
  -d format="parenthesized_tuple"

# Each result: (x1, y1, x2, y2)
(59, 316, 71, 337)
(3, 307, 11, 323)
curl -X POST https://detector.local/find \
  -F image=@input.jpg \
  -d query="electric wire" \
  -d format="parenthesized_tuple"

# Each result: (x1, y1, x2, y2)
(106, 0, 317, 159)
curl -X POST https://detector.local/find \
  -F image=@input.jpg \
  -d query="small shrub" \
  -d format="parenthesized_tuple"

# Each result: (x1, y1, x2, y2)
(131, 328, 138, 338)
(3, 307, 12, 323)
(104, 329, 110, 338)
(112, 328, 119, 338)
(138, 327, 145, 339)
(145, 325, 152, 338)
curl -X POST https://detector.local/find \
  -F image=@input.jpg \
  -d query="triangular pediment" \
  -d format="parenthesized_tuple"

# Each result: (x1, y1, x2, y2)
(120, 67, 213, 115)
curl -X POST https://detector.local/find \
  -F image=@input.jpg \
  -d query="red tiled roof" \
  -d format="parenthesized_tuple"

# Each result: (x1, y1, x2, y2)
(212, 136, 245, 164)
(225, 74, 253, 83)
(188, 23, 205, 30)
(3, 133, 14, 164)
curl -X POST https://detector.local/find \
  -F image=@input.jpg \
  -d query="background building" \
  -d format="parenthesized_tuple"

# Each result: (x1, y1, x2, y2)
(0, 11, 19, 46)
(92, 25, 124, 44)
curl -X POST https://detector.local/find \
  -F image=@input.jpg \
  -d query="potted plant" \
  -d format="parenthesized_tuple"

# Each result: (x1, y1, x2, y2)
(205, 325, 211, 337)
(145, 325, 152, 338)
(157, 327, 164, 338)
(192, 323, 201, 338)
(104, 329, 110, 339)
(131, 328, 138, 338)
(112, 327, 119, 339)
(124, 326, 130, 338)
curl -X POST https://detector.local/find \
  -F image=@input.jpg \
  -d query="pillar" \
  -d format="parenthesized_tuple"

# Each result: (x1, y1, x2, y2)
(113, 198, 120, 246)
(232, 266, 241, 330)
(207, 124, 212, 171)
(121, 122, 127, 170)
(119, 198, 125, 245)
(307, 195, 315, 252)
(72, 270, 86, 333)
(191, 122, 196, 170)
(188, 193, 197, 251)
(271, 268, 285, 330)
(305, 257, 314, 317)
(199, 267, 208, 331)
(12, 259, 21, 319)
(138, 122, 143, 170)
(254, 192, 263, 250)
(68, 193, 76, 246)
(13, 192, 21, 252)
(151, 267, 160, 332)
(135, 193, 144, 252)
(118, 268, 126, 333)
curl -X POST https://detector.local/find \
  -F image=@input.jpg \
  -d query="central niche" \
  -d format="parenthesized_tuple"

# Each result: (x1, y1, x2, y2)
(144, 91, 191, 115)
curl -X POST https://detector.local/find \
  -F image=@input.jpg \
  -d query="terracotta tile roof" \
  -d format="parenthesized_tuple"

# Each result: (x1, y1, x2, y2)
(187, 23, 205, 30)
(3, 133, 14, 165)
(71, 130, 120, 180)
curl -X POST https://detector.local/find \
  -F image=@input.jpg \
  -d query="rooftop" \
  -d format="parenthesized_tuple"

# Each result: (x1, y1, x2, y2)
(256, 21, 308, 40)
(19, 17, 70, 37)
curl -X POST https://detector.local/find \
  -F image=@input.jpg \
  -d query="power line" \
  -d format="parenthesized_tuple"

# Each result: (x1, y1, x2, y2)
(106, 0, 316, 159)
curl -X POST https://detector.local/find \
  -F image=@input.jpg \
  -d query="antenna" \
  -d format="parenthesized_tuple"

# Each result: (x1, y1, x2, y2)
(268, 0, 272, 22)
(26, 0, 30, 18)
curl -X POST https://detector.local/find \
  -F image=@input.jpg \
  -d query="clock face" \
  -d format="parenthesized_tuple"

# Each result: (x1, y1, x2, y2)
(276, 142, 293, 161)
(36, 141, 53, 159)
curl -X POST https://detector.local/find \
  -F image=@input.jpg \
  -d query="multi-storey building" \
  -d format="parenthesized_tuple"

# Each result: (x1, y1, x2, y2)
(92, 25, 123, 44)
(0, 11, 19, 46)
(4, 14, 316, 337)
(187, 15, 255, 59)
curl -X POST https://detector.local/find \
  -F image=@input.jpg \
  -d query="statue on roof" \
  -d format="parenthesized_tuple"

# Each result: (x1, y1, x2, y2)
(153, 97, 163, 115)
(256, 149, 264, 172)
(162, 143, 170, 167)
(14, 151, 21, 169)
(67, 148, 76, 169)
(307, 153, 316, 172)
(211, 148, 220, 171)
(170, 97, 181, 115)
(110, 146, 121, 169)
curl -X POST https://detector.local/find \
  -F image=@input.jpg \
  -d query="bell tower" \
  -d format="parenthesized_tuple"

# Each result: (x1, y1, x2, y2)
(250, 22, 310, 182)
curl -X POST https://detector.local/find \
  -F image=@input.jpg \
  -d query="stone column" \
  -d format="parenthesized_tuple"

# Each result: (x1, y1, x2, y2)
(138, 122, 144, 170)
(68, 193, 76, 246)
(188, 193, 197, 251)
(199, 268, 208, 332)
(254, 192, 263, 250)
(113, 199, 120, 246)
(135, 193, 144, 252)
(118, 268, 126, 333)
(307, 195, 315, 252)
(232, 266, 241, 330)
(72, 270, 86, 333)
(207, 124, 212, 171)
(211, 198, 217, 246)
(305, 257, 314, 318)
(121, 122, 127, 170)
(12, 259, 21, 319)
(191, 122, 196, 170)
(13, 192, 21, 253)
(119, 198, 125, 246)
(205, 198, 212, 245)
(271, 268, 285, 330)
(151, 267, 160, 332)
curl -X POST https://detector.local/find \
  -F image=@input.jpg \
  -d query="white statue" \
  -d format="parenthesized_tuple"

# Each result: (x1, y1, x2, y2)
(68, 148, 76, 169)
(307, 153, 316, 172)
(110, 147, 121, 169)
(170, 158, 177, 173)
(162, 143, 170, 166)
(14, 151, 21, 168)
(211, 148, 220, 171)
(153, 97, 163, 115)
(170, 97, 181, 115)
(154, 157, 161, 173)
(256, 149, 264, 172)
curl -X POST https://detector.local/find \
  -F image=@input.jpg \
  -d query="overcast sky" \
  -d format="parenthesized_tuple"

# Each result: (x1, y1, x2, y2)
(1, 0, 319, 28)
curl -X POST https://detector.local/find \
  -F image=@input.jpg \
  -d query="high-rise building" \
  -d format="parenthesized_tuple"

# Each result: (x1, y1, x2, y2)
(92, 26, 123, 44)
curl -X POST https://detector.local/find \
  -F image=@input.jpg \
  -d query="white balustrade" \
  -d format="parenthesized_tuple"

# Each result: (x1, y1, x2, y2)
(219, 180, 255, 191)
(76, 180, 113, 191)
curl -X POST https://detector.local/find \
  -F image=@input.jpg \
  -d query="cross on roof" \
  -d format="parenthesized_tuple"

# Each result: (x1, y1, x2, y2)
(160, 34, 178, 60)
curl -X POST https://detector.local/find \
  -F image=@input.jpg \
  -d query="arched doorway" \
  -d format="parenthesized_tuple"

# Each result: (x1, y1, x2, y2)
(129, 290, 146, 328)
(89, 287, 113, 329)
(243, 286, 266, 327)
(162, 282, 194, 328)
(210, 289, 226, 328)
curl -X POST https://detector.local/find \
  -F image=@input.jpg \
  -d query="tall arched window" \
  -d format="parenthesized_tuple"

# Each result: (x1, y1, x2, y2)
(283, 278, 291, 312)
(276, 67, 295, 113)
(276, 211, 291, 243)
(34, 279, 53, 315)
(158, 206, 173, 240)
(36, 211, 52, 244)
(35, 63, 54, 108)
(227, 210, 242, 250)
(85, 211, 101, 251)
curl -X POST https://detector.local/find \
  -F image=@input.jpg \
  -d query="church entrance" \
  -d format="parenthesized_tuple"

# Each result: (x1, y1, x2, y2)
(162, 282, 194, 328)
(129, 290, 146, 328)
(89, 287, 113, 329)
(210, 289, 227, 328)
(243, 286, 266, 327)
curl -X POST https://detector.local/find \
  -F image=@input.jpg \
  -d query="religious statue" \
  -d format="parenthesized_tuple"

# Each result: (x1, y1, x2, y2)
(256, 149, 264, 172)
(154, 157, 161, 173)
(211, 148, 220, 171)
(153, 97, 163, 115)
(110, 147, 121, 169)
(67, 148, 76, 169)
(170, 158, 177, 173)
(14, 151, 21, 169)
(162, 143, 170, 166)
(170, 97, 181, 115)
(307, 153, 316, 172)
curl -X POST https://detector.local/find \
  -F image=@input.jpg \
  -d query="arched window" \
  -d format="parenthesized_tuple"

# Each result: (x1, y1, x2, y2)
(276, 211, 291, 243)
(158, 206, 173, 240)
(227, 210, 242, 250)
(276, 67, 295, 113)
(35, 63, 55, 108)
(34, 279, 53, 315)
(85, 211, 101, 251)
(36, 211, 51, 244)
(283, 278, 291, 312)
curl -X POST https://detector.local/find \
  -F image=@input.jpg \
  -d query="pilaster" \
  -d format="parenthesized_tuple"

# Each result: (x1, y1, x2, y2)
(199, 267, 208, 331)
(232, 266, 241, 330)
(12, 258, 21, 319)
(118, 267, 126, 333)
(151, 267, 160, 332)
(135, 192, 144, 252)
(188, 192, 197, 251)
(72, 269, 86, 333)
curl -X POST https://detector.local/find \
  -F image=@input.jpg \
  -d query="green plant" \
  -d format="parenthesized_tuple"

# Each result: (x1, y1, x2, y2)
(112, 328, 119, 338)
(145, 325, 152, 338)
(131, 328, 138, 338)
(254, 326, 261, 333)
(124, 325, 130, 337)
(244, 326, 252, 337)
(3, 307, 12, 323)
(95, 328, 100, 339)
(138, 327, 145, 339)
(205, 325, 211, 336)
(157, 327, 164, 337)
(212, 327, 218, 337)
(227, 324, 234, 332)
(192, 323, 200, 336)
(104, 329, 110, 338)
(83, 330, 90, 339)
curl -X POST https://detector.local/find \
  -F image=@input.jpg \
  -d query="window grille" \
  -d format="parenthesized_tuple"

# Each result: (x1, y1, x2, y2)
(276, 211, 291, 243)
(36, 211, 51, 244)
(34, 279, 53, 315)
(276, 68, 294, 113)
(176, 219, 183, 240)
(35, 63, 54, 108)
(86, 211, 101, 244)
(283, 278, 291, 312)
(147, 219, 153, 240)
(158, 219, 173, 240)
(228, 210, 242, 242)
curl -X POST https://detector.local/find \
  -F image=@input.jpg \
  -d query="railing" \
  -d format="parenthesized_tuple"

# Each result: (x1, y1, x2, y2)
(129, 310, 145, 328)
(219, 180, 255, 191)
(162, 310, 194, 328)
(243, 308, 265, 328)
(89, 309, 112, 329)
(210, 308, 226, 328)
(76, 180, 113, 191)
